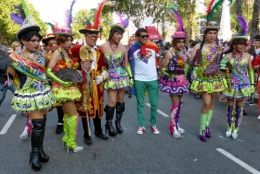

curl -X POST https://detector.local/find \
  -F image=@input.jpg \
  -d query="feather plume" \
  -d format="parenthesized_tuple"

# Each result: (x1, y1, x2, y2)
(68, 0, 76, 28)
(206, 0, 223, 21)
(10, 12, 24, 25)
(123, 18, 129, 28)
(169, 4, 184, 32)
(21, 0, 30, 17)
(14, 5, 26, 19)
(45, 22, 55, 33)
(206, 0, 215, 16)
(116, 12, 124, 25)
(92, 2, 107, 29)
(235, 15, 247, 35)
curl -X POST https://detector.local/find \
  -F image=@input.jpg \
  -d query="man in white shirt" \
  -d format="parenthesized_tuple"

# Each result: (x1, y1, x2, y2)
(128, 28, 160, 135)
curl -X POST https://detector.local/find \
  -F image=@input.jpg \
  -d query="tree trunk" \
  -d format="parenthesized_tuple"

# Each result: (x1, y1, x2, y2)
(235, 0, 243, 16)
(250, 0, 260, 40)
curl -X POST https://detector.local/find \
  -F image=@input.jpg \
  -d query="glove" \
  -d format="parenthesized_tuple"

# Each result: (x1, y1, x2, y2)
(129, 77, 134, 87)
(95, 75, 103, 85)
(162, 68, 174, 79)
(125, 65, 134, 87)
(248, 67, 255, 85)
(46, 68, 72, 88)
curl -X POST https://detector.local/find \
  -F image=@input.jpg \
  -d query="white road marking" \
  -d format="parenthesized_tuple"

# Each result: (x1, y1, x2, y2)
(145, 103, 169, 117)
(216, 148, 260, 174)
(0, 114, 17, 135)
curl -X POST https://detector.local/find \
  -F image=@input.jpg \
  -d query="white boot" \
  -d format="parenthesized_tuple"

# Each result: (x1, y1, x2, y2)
(171, 126, 181, 138)
(177, 124, 185, 134)
(20, 126, 29, 139)
(231, 128, 238, 140)
(226, 127, 232, 137)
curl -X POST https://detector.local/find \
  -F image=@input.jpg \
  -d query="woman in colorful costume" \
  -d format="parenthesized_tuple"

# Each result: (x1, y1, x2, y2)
(221, 16, 254, 140)
(190, 0, 228, 142)
(4, 1, 56, 171)
(159, 5, 189, 138)
(100, 12, 133, 136)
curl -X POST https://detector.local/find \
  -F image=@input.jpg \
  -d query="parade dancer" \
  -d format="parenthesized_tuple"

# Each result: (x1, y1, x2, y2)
(100, 12, 132, 136)
(221, 16, 254, 139)
(190, 0, 228, 142)
(4, 1, 56, 170)
(42, 32, 65, 134)
(128, 28, 160, 135)
(71, 2, 112, 144)
(159, 5, 189, 138)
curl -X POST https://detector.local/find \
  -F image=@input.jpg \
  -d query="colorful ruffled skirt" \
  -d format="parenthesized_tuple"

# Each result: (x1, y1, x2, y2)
(12, 79, 56, 113)
(190, 72, 228, 94)
(52, 82, 82, 103)
(159, 75, 189, 95)
(104, 67, 129, 90)
(222, 83, 251, 100)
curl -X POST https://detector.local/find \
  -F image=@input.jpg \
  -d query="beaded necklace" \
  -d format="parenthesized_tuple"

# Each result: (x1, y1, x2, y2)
(109, 41, 119, 53)
(232, 51, 243, 62)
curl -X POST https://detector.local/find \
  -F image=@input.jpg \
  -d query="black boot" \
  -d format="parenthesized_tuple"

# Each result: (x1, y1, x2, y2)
(56, 106, 64, 134)
(29, 119, 44, 171)
(93, 115, 108, 140)
(104, 105, 117, 136)
(82, 118, 92, 145)
(39, 115, 49, 163)
(115, 102, 125, 134)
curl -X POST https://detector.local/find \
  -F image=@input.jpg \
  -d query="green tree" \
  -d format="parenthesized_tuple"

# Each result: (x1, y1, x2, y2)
(0, 0, 47, 45)
(72, 9, 113, 41)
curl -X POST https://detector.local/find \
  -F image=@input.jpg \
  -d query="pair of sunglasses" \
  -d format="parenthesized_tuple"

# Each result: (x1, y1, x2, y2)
(140, 34, 149, 39)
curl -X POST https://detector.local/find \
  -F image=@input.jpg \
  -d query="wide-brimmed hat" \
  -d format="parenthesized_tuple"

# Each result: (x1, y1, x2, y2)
(16, 25, 41, 42)
(55, 26, 75, 36)
(204, 21, 220, 30)
(42, 33, 56, 45)
(171, 31, 187, 39)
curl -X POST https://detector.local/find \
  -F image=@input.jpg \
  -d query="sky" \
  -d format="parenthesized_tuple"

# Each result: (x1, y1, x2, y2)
(28, 0, 102, 25)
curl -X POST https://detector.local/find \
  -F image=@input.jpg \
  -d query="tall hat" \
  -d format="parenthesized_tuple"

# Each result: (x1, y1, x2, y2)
(10, 0, 41, 42)
(204, 0, 233, 30)
(79, 1, 113, 34)
(230, 15, 248, 44)
(110, 12, 129, 32)
(54, 0, 76, 36)
(42, 22, 57, 45)
(169, 4, 187, 39)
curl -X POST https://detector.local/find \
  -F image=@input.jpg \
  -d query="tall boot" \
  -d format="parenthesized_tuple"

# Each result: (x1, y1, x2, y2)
(29, 119, 44, 171)
(115, 102, 125, 134)
(199, 113, 208, 142)
(66, 114, 83, 153)
(226, 106, 233, 137)
(176, 102, 185, 134)
(104, 105, 117, 136)
(62, 114, 69, 148)
(39, 115, 49, 163)
(232, 106, 242, 140)
(169, 103, 181, 138)
(205, 110, 213, 138)
(56, 106, 64, 134)
(93, 112, 108, 140)
(82, 117, 92, 145)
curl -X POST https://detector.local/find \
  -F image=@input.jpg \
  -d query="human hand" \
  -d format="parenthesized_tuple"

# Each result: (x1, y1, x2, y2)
(61, 81, 73, 88)
(95, 75, 103, 85)
(129, 78, 134, 87)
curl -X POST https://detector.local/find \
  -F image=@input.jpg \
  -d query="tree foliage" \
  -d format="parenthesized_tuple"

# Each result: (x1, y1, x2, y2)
(0, 0, 47, 46)
(71, 9, 113, 41)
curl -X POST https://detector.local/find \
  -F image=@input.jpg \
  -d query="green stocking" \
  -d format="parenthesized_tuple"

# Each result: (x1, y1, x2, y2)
(66, 115, 79, 149)
(62, 113, 69, 144)
(199, 113, 208, 135)
(207, 110, 214, 126)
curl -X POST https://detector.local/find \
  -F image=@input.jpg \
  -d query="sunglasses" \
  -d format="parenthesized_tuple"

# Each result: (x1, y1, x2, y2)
(140, 34, 149, 39)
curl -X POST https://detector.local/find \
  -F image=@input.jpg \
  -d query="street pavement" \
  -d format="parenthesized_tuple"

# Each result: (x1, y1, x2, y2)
(0, 90, 260, 174)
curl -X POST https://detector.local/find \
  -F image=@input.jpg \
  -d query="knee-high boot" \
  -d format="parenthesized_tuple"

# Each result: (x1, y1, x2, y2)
(115, 102, 125, 134)
(176, 102, 185, 134)
(205, 110, 213, 138)
(169, 103, 181, 138)
(29, 119, 44, 171)
(39, 115, 49, 162)
(199, 113, 208, 142)
(104, 105, 117, 136)
(66, 114, 83, 153)
(226, 106, 233, 137)
(62, 114, 69, 148)
(232, 106, 242, 140)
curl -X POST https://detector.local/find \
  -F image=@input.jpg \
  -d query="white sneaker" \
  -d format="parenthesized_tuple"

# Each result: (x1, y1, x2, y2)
(20, 126, 29, 139)
(177, 124, 185, 134)
(150, 126, 160, 135)
(231, 129, 238, 140)
(226, 127, 232, 137)
(258, 115, 260, 120)
(171, 126, 181, 138)
(137, 127, 145, 134)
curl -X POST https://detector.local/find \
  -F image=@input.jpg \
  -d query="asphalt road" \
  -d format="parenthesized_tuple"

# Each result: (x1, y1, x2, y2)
(0, 89, 260, 174)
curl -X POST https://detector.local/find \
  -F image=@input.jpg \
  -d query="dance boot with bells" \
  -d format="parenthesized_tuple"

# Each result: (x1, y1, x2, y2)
(104, 105, 117, 136)
(82, 117, 92, 145)
(29, 119, 45, 171)
(39, 115, 49, 163)
(176, 102, 185, 134)
(205, 110, 213, 138)
(232, 106, 242, 140)
(199, 113, 208, 142)
(115, 102, 125, 134)
(169, 103, 181, 138)
(66, 115, 83, 153)
(20, 116, 32, 139)
(226, 106, 233, 138)
(62, 114, 69, 148)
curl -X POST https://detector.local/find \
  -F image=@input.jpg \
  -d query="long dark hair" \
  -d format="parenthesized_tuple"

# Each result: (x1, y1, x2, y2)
(108, 27, 124, 41)
(20, 30, 42, 45)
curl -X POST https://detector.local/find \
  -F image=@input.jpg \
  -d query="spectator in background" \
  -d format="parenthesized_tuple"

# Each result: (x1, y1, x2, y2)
(253, 35, 260, 56)
(11, 41, 22, 52)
